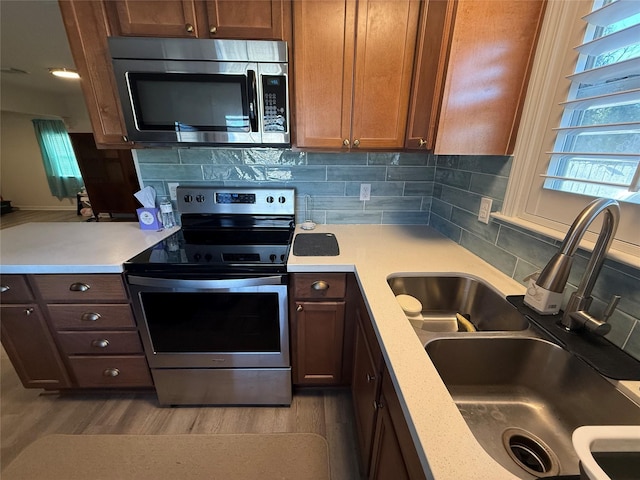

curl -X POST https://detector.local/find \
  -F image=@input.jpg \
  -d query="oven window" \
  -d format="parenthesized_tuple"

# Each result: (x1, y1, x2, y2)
(140, 292, 280, 353)
(128, 73, 250, 132)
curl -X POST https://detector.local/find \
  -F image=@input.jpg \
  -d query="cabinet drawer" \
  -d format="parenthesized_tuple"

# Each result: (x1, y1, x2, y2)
(48, 304, 136, 330)
(34, 275, 128, 302)
(0, 275, 34, 303)
(58, 331, 144, 355)
(68, 355, 153, 388)
(292, 273, 346, 299)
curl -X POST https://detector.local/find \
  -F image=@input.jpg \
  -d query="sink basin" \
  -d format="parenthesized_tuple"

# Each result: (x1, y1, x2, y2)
(425, 337, 640, 478)
(387, 275, 529, 331)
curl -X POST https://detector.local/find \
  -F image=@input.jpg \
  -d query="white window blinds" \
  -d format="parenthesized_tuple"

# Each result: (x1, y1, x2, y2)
(542, 0, 640, 204)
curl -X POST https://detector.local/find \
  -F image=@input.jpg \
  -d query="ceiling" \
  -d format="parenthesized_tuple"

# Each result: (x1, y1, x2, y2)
(1, 0, 84, 97)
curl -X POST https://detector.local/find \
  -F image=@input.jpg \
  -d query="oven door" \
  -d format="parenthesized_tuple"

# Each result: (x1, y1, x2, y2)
(127, 275, 289, 369)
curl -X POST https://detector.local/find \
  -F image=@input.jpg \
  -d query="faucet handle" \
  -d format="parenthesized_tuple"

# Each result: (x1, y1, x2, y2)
(602, 294, 621, 322)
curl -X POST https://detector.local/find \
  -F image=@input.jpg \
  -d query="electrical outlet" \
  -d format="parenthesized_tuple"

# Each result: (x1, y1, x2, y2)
(478, 197, 493, 224)
(360, 184, 371, 201)
(168, 183, 179, 200)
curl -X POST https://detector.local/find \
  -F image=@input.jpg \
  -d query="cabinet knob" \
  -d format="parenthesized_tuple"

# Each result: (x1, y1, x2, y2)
(418, 138, 427, 147)
(296, 304, 303, 312)
(209, 25, 217, 34)
(366, 373, 376, 383)
(311, 281, 329, 291)
(122, 135, 129, 142)
(91, 339, 110, 348)
(25, 307, 34, 316)
(103, 368, 120, 377)
(343, 139, 350, 147)
(185, 23, 195, 33)
(69, 282, 90, 292)
(373, 400, 383, 410)
(0, 285, 9, 293)
(353, 139, 360, 147)
(81, 312, 101, 322)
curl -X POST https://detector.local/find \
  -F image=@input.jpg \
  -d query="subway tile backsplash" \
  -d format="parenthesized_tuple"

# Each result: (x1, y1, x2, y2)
(135, 147, 640, 360)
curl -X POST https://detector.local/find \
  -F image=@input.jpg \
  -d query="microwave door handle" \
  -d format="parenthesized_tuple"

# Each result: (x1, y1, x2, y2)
(247, 70, 258, 132)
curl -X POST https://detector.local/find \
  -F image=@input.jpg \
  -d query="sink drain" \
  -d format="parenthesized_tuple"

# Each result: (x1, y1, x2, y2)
(502, 428, 559, 477)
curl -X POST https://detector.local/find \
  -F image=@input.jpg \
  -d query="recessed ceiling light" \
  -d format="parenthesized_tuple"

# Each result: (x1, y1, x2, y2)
(49, 68, 80, 79)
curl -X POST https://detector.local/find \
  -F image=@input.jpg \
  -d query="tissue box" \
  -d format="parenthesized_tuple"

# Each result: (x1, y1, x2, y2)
(136, 208, 162, 230)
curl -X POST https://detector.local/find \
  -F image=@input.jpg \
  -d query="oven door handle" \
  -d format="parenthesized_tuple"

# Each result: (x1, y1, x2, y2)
(127, 275, 285, 290)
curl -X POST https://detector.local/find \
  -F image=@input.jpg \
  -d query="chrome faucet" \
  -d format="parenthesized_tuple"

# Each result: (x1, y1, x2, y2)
(534, 198, 621, 335)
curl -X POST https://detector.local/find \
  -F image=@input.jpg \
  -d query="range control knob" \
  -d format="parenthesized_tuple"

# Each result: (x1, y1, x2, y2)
(270, 254, 277, 263)
(193, 253, 202, 261)
(278, 196, 286, 204)
(196, 194, 206, 203)
(266, 196, 275, 204)
(204, 253, 212, 262)
(183, 194, 193, 203)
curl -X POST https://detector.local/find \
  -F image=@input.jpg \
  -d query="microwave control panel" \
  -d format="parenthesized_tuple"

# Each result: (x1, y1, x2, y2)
(262, 75, 288, 133)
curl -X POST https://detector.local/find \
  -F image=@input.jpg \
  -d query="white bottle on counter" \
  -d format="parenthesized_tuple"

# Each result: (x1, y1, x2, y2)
(160, 199, 175, 229)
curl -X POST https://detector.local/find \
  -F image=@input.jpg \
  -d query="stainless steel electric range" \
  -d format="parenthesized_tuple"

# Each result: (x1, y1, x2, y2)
(124, 186, 295, 406)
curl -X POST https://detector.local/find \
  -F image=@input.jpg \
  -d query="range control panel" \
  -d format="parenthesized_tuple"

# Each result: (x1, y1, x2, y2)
(177, 186, 295, 215)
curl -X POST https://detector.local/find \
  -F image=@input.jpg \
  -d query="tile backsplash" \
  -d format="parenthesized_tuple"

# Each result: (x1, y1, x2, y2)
(135, 147, 640, 360)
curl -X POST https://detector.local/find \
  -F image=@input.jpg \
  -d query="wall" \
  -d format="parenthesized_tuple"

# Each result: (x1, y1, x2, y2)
(134, 147, 640, 361)
(0, 83, 91, 210)
(135, 148, 434, 224)
(429, 154, 640, 361)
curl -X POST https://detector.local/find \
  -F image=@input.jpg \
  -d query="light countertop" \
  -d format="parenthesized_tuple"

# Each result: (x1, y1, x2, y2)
(288, 224, 639, 479)
(0, 222, 178, 274)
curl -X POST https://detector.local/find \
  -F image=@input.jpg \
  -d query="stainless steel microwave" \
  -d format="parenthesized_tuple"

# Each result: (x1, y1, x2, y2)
(108, 37, 290, 147)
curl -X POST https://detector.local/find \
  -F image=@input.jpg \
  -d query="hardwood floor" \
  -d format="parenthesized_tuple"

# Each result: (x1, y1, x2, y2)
(0, 348, 362, 479)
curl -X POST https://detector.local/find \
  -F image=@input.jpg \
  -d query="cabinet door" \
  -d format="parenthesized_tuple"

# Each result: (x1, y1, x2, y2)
(109, 0, 200, 37)
(434, 0, 545, 154)
(202, 0, 287, 39)
(0, 275, 34, 304)
(369, 391, 410, 480)
(351, 0, 420, 149)
(351, 311, 382, 475)
(293, 0, 355, 148)
(59, 0, 131, 148)
(69, 133, 140, 217)
(292, 300, 345, 385)
(0, 305, 70, 389)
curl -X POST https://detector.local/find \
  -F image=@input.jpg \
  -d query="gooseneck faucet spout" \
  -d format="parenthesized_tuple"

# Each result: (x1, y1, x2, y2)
(531, 198, 621, 334)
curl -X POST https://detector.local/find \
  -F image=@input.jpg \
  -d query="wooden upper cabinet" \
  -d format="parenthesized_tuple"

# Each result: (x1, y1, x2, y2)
(108, 0, 290, 40)
(108, 0, 200, 37)
(407, 0, 546, 155)
(293, 0, 420, 150)
(59, 0, 131, 148)
(202, 0, 288, 39)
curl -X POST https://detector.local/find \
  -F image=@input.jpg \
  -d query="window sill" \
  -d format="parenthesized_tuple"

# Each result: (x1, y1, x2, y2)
(492, 212, 640, 270)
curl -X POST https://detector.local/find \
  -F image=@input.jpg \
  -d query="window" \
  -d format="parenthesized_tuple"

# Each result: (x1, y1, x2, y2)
(32, 119, 84, 199)
(502, 0, 640, 263)
(544, 0, 640, 203)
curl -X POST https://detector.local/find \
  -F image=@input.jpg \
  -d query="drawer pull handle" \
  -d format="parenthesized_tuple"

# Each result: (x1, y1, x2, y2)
(91, 339, 110, 348)
(311, 281, 329, 291)
(81, 312, 101, 322)
(25, 307, 34, 316)
(1, 285, 9, 293)
(103, 368, 120, 377)
(69, 282, 90, 292)
(366, 373, 376, 383)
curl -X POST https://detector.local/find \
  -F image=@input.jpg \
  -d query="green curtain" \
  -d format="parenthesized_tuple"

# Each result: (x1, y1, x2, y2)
(31, 119, 84, 199)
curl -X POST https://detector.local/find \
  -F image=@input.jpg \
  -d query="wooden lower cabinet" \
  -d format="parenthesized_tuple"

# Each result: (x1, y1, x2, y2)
(0, 304, 71, 389)
(290, 273, 348, 385)
(0, 274, 152, 390)
(349, 276, 426, 480)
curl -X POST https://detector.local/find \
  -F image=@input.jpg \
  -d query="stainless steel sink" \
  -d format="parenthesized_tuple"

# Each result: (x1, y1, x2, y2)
(387, 275, 529, 332)
(425, 336, 640, 479)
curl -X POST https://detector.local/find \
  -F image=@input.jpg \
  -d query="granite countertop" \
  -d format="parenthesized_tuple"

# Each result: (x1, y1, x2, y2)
(288, 224, 640, 479)
(0, 222, 178, 274)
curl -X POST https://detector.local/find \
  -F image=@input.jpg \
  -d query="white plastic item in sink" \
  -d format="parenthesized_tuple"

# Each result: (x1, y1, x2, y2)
(572, 425, 640, 480)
